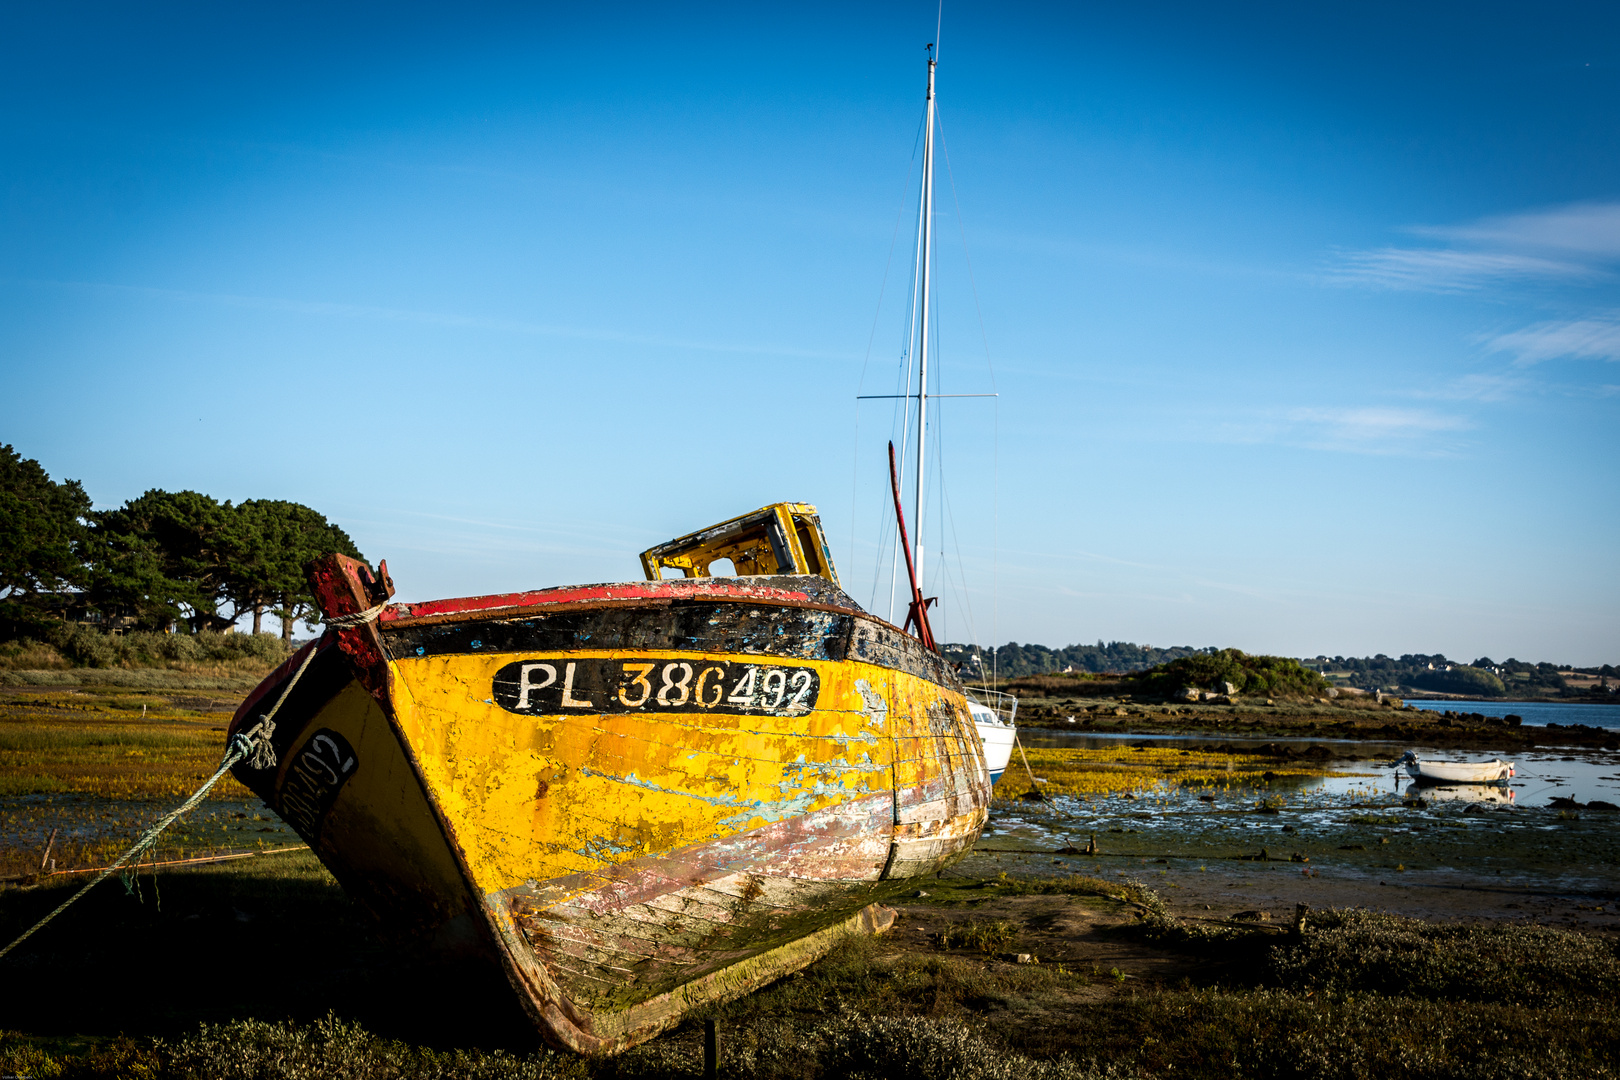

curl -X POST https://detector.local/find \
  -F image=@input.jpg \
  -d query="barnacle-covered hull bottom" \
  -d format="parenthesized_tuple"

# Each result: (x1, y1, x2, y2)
(229, 576, 990, 1055)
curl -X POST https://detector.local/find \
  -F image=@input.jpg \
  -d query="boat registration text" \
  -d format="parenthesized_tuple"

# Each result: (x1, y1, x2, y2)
(492, 657, 821, 717)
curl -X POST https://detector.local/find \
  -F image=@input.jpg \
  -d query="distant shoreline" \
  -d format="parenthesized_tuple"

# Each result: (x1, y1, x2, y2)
(1399, 693, 1615, 705)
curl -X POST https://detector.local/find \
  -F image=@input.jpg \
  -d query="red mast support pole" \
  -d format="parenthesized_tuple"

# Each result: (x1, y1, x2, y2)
(888, 441, 937, 651)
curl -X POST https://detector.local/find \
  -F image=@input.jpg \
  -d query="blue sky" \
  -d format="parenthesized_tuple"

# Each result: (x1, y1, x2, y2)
(2, 2, 1616, 664)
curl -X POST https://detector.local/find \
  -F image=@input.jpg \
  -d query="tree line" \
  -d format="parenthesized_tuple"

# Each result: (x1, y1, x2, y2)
(945, 639, 1613, 698)
(941, 640, 1213, 678)
(1303, 653, 1615, 698)
(1, 444, 362, 640)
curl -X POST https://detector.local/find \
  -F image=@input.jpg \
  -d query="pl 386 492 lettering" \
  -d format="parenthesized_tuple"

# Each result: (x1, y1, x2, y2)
(492, 658, 820, 717)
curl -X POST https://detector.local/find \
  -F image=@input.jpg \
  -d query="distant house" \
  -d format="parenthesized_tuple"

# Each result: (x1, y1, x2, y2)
(16, 591, 139, 633)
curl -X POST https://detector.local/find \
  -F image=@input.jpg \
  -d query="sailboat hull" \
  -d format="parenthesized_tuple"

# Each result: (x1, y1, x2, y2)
(975, 720, 1016, 784)
(230, 577, 989, 1055)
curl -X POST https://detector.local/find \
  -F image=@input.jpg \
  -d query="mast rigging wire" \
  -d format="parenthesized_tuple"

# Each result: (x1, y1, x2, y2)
(853, 110, 929, 601)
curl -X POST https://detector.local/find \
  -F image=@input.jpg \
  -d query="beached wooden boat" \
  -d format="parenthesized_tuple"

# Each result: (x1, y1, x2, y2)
(1398, 751, 1515, 784)
(227, 502, 989, 1055)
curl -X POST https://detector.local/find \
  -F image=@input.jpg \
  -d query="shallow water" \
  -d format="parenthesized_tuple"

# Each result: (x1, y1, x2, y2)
(1405, 698, 1620, 730)
(1022, 730, 1620, 805)
(992, 730, 1620, 897)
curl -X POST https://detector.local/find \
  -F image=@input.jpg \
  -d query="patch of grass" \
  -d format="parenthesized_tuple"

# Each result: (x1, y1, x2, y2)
(707, 933, 1091, 1039)
(1268, 908, 1620, 1004)
(0, 668, 271, 690)
(10, 993, 1611, 1080)
(970, 871, 1162, 910)
(810, 1013, 1126, 1080)
(0, 690, 248, 802)
(938, 920, 1020, 954)
(1346, 813, 1402, 825)
(0, 1016, 587, 1080)
(1025, 987, 1618, 1079)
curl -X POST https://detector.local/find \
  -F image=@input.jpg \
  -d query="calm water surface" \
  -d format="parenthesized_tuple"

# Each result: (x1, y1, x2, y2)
(1020, 730, 1620, 807)
(1405, 698, 1620, 730)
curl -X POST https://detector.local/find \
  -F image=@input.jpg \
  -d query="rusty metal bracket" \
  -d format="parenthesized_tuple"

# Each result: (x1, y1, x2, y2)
(305, 554, 396, 702)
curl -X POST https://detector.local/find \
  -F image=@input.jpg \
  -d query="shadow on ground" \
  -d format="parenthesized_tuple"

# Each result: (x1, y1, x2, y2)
(0, 851, 537, 1050)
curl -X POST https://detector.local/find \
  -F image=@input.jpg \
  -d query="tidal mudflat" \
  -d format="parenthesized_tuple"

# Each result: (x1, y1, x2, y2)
(0, 686, 300, 880)
(982, 730, 1620, 933)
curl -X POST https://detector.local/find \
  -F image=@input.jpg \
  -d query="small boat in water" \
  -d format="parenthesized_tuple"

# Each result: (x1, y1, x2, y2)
(229, 502, 992, 1055)
(1398, 751, 1515, 784)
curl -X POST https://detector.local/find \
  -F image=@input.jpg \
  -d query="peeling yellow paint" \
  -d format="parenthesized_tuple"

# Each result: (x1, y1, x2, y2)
(388, 648, 980, 901)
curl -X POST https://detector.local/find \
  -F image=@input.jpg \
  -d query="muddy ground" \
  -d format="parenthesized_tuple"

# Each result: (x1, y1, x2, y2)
(951, 849, 1620, 937)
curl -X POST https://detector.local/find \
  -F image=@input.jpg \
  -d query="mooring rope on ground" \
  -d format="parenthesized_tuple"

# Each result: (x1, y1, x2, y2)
(1014, 733, 1050, 802)
(42, 844, 310, 878)
(0, 641, 320, 963)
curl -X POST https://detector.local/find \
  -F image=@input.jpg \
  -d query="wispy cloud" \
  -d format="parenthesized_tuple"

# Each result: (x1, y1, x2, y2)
(1214, 406, 1470, 456)
(1329, 200, 1620, 292)
(1408, 372, 1531, 403)
(1285, 406, 1469, 449)
(21, 278, 856, 363)
(1480, 315, 1620, 365)
(1416, 202, 1620, 256)
(1332, 248, 1588, 291)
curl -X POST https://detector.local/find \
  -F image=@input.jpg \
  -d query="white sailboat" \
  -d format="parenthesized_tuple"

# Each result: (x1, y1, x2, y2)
(966, 688, 1018, 783)
(867, 44, 1019, 785)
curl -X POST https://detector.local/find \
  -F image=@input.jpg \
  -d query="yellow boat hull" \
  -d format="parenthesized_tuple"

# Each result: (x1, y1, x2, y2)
(231, 574, 988, 1054)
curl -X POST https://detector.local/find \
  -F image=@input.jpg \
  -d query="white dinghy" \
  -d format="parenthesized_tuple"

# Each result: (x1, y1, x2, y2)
(1397, 751, 1514, 784)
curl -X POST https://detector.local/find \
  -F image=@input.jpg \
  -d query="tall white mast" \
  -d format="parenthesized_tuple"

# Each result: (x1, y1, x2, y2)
(914, 46, 937, 590)
(886, 99, 931, 627)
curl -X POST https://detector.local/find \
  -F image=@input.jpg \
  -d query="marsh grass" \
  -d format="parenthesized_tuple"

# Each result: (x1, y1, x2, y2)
(1269, 908, 1620, 1004)
(0, 689, 270, 875)
(937, 920, 1020, 953)
(2, 859, 1617, 1079)
(1345, 813, 1401, 826)
(713, 933, 1088, 1027)
(0, 1016, 588, 1080)
(1, 668, 272, 689)
(993, 746, 1335, 800)
(0, 697, 248, 800)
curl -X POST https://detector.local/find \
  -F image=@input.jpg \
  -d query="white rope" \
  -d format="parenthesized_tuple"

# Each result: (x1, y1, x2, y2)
(0, 641, 320, 963)
(323, 603, 385, 628)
